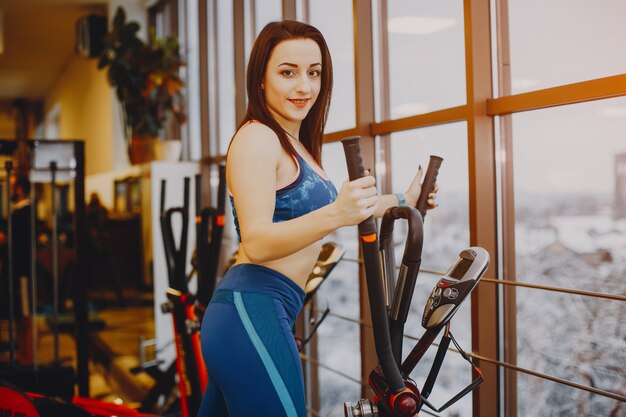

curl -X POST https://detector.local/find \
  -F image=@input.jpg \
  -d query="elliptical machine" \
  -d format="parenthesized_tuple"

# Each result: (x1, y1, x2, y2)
(341, 137, 488, 417)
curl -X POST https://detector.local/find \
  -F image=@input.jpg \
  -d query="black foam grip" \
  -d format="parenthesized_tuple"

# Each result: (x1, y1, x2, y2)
(416, 155, 443, 219)
(341, 137, 377, 237)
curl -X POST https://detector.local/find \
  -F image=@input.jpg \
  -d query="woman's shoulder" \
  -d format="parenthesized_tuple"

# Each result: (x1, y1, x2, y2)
(228, 121, 282, 160)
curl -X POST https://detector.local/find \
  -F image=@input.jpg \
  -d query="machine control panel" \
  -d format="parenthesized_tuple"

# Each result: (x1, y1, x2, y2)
(421, 247, 490, 329)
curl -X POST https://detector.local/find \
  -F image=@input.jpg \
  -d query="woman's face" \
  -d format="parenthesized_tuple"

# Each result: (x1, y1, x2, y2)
(263, 38, 322, 135)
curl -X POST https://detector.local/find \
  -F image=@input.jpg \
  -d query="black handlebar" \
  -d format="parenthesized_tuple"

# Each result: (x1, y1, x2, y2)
(416, 155, 443, 219)
(341, 136, 406, 395)
(160, 177, 191, 292)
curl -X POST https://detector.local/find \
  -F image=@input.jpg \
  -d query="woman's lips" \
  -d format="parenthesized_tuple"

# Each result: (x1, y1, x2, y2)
(289, 98, 310, 108)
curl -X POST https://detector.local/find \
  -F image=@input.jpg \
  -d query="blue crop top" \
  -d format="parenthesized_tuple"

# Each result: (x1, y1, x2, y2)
(229, 151, 338, 242)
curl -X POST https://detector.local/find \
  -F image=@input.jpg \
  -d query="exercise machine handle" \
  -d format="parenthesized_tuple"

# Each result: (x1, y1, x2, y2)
(341, 136, 406, 395)
(415, 155, 443, 219)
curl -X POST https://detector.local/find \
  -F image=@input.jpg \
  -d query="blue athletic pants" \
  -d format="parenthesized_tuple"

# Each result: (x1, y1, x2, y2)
(198, 264, 306, 417)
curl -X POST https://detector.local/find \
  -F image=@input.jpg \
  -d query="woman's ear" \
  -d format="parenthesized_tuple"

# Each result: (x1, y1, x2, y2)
(261, 82, 265, 90)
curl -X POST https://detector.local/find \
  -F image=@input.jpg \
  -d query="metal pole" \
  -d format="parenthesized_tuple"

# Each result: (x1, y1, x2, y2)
(5, 161, 15, 367)
(49, 161, 59, 365)
(30, 174, 38, 372)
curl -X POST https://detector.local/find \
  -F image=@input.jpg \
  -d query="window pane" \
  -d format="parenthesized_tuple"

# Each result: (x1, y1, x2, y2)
(512, 98, 626, 414)
(513, 98, 626, 287)
(319, 142, 361, 416)
(310, 0, 356, 133)
(390, 124, 472, 416)
(254, 0, 281, 35)
(509, 0, 626, 93)
(516, 290, 625, 416)
(217, 0, 236, 154)
(387, 0, 466, 119)
(390, 124, 470, 271)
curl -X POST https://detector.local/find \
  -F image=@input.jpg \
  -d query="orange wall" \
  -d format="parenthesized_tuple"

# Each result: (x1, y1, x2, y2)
(44, 54, 113, 176)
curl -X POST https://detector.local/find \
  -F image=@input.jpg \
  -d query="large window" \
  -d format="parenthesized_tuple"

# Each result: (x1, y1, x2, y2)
(512, 98, 626, 415)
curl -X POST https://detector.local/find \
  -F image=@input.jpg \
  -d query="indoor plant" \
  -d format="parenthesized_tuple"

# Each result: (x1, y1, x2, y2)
(98, 6, 186, 164)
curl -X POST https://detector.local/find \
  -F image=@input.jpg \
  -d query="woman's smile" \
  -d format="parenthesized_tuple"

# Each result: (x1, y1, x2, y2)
(288, 98, 311, 108)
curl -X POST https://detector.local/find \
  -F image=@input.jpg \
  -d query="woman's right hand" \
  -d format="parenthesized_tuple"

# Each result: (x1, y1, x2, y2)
(332, 175, 378, 227)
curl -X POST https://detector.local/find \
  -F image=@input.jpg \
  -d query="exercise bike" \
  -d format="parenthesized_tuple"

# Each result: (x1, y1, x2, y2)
(341, 137, 488, 417)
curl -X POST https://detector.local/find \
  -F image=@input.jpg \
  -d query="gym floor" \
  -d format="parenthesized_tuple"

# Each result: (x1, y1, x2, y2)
(0, 290, 156, 410)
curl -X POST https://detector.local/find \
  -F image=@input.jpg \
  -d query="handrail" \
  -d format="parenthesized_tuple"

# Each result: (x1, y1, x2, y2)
(334, 261, 626, 302)
(467, 353, 626, 403)
(418, 268, 626, 302)
(313, 309, 626, 403)
(299, 353, 368, 388)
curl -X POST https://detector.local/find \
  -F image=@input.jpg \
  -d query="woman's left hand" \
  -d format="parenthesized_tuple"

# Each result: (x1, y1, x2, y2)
(404, 166, 439, 209)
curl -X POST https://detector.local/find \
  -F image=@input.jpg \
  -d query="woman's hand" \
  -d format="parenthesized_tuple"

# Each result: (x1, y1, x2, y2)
(332, 175, 378, 226)
(404, 166, 439, 209)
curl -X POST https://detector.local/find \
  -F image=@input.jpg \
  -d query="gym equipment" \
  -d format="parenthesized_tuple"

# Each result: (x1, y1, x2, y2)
(193, 164, 226, 315)
(135, 168, 228, 415)
(341, 137, 487, 417)
(294, 241, 345, 352)
(0, 140, 87, 401)
(0, 380, 160, 417)
(4, 161, 17, 367)
(157, 176, 206, 417)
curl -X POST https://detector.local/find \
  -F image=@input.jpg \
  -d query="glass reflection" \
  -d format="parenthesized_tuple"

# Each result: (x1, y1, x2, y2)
(387, 0, 466, 119)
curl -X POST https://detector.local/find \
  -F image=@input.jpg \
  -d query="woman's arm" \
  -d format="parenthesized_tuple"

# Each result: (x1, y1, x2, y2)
(373, 166, 439, 218)
(228, 123, 378, 264)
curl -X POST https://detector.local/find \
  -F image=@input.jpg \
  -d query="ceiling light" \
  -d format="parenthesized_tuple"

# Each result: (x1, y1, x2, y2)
(391, 102, 431, 117)
(387, 16, 456, 35)
(511, 79, 539, 90)
(598, 107, 626, 118)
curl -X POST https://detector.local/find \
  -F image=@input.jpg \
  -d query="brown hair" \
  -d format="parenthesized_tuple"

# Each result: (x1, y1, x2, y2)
(236, 20, 333, 164)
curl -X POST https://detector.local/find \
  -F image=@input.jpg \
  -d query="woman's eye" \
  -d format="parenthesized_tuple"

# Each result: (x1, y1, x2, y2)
(308, 69, 321, 77)
(281, 70, 295, 77)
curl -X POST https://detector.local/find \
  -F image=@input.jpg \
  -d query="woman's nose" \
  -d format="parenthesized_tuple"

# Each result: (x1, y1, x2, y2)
(295, 75, 311, 93)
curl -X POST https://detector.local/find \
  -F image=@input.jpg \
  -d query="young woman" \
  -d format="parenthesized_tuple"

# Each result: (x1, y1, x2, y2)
(199, 20, 437, 417)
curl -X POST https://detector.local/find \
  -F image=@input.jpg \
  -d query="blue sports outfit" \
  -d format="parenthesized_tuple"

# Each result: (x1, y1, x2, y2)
(230, 151, 339, 242)
(198, 146, 338, 417)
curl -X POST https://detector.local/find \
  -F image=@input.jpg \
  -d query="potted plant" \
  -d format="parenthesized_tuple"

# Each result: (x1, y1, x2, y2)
(98, 6, 186, 164)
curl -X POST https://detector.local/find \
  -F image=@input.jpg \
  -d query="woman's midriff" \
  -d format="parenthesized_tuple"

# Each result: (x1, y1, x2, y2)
(234, 240, 323, 290)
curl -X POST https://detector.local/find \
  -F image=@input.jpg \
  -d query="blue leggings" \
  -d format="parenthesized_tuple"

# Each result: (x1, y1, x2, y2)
(198, 264, 306, 417)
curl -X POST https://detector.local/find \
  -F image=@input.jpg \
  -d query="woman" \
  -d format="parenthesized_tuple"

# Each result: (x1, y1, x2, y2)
(199, 20, 437, 417)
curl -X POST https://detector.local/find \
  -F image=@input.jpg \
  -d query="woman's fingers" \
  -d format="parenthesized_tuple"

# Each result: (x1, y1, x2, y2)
(335, 176, 379, 226)
(427, 192, 438, 208)
(352, 175, 376, 188)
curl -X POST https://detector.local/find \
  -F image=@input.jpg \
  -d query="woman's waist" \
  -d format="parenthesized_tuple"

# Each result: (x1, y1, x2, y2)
(234, 243, 321, 289)
(216, 262, 307, 314)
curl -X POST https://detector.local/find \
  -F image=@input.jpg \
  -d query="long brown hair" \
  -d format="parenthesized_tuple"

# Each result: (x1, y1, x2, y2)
(236, 20, 333, 164)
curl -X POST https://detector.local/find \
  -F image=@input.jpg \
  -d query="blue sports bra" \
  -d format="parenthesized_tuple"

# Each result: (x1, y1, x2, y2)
(230, 151, 338, 242)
